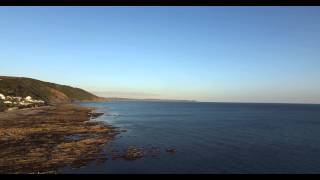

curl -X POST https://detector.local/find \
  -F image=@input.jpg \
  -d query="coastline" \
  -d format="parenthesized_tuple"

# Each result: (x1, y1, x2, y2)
(0, 103, 118, 174)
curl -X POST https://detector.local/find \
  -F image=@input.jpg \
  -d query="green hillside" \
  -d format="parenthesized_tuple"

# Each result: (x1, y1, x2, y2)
(0, 76, 105, 103)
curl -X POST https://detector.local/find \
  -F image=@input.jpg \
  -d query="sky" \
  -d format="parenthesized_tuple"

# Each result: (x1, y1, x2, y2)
(0, 7, 320, 103)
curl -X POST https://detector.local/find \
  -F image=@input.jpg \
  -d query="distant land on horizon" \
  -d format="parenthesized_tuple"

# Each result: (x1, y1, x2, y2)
(96, 97, 320, 105)
(105, 97, 198, 102)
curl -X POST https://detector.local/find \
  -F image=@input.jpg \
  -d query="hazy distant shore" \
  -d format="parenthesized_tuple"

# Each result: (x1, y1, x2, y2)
(0, 103, 118, 174)
(106, 97, 197, 102)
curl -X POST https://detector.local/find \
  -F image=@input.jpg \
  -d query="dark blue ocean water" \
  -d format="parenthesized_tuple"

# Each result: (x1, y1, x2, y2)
(62, 101, 320, 173)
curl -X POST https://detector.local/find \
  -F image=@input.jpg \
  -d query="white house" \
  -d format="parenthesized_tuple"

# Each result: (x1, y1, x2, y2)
(4, 101, 12, 104)
(25, 96, 32, 101)
(34, 100, 45, 104)
(0, 93, 5, 100)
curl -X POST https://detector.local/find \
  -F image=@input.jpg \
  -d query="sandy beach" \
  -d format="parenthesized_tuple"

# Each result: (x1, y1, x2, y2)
(0, 104, 118, 174)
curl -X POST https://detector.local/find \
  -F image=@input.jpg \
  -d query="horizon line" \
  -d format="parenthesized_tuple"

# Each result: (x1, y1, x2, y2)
(100, 96, 320, 105)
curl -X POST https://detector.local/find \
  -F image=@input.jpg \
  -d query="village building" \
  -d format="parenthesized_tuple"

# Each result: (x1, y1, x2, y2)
(25, 96, 32, 101)
(0, 93, 5, 100)
(1, 94, 45, 110)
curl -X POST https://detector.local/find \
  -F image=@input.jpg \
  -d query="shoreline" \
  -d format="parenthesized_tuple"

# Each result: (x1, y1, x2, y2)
(0, 103, 119, 174)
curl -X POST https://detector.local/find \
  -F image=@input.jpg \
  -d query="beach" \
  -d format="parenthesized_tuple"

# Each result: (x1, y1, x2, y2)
(0, 104, 118, 174)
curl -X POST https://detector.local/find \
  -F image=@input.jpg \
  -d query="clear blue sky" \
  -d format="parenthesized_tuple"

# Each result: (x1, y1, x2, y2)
(0, 7, 320, 103)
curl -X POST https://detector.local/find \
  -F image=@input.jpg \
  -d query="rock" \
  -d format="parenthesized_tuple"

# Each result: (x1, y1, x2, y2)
(96, 157, 108, 165)
(90, 112, 104, 119)
(166, 147, 177, 154)
(123, 146, 144, 161)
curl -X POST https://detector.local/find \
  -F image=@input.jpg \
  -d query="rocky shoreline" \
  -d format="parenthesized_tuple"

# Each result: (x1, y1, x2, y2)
(0, 104, 118, 174)
(0, 103, 178, 174)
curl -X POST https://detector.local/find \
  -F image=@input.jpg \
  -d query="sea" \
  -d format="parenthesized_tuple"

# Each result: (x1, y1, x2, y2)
(61, 101, 320, 174)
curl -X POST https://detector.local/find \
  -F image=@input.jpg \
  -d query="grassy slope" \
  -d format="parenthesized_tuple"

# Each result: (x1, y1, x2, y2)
(0, 76, 102, 103)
